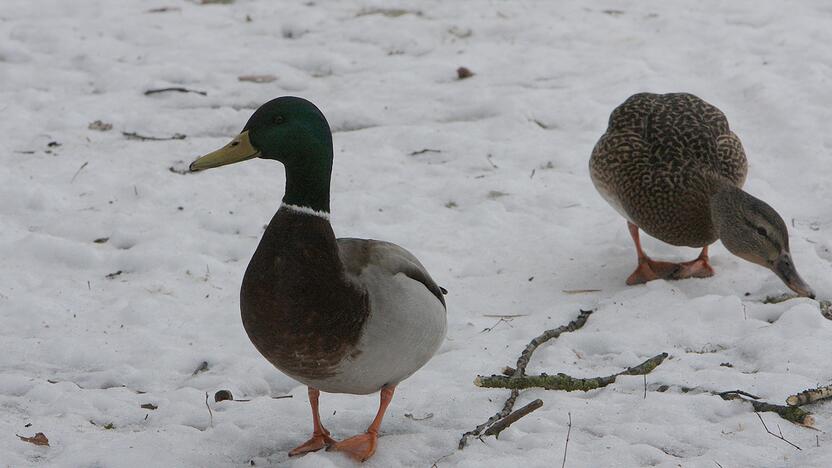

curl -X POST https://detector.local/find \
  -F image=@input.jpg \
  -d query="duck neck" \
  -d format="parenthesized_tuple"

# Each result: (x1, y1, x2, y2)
(282, 151, 332, 214)
(708, 177, 744, 237)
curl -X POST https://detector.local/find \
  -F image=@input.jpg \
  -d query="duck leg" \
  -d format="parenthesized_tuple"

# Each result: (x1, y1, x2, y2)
(328, 385, 395, 462)
(289, 387, 337, 457)
(672, 245, 715, 279)
(626, 222, 681, 285)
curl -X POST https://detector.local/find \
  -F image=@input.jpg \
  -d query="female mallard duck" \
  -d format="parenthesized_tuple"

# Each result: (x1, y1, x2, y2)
(190, 97, 447, 461)
(589, 92, 814, 298)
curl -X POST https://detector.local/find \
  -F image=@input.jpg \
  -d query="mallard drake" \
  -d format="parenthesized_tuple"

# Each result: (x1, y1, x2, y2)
(589, 92, 814, 298)
(190, 97, 447, 461)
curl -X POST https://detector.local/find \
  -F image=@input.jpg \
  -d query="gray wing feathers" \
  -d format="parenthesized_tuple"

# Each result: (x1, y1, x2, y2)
(337, 238, 446, 309)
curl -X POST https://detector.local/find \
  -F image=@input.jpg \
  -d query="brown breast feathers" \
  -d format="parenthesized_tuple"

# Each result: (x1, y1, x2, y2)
(240, 208, 369, 380)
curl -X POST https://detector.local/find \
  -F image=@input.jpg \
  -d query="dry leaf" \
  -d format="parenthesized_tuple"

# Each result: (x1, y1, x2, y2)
(457, 67, 474, 79)
(88, 120, 113, 131)
(17, 432, 49, 446)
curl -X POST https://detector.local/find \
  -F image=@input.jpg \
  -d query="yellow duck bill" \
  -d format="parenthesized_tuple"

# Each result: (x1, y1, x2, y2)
(189, 131, 260, 171)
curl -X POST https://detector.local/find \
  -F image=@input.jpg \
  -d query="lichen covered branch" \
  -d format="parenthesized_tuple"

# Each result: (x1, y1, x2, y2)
(719, 391, 814, 426)
(786, 384, 832, 407)
(482, 399, 543, 438)
(474, 353, 668, 391)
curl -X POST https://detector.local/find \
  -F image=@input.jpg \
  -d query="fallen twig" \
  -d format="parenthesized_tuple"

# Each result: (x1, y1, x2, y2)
(123, 131, 186, 141)
(659, 386, 814, 427)
(474, 353, 668, 391)
(561, 412, 571, 468)
(482, 399, 543, 438)
(205, 392, 213, 428)
(458, 309, 594, 449)
(787, 384, 832, 407)
(409, 148, 442, 156)
(480, 317, 514, 333)
(561, 289, 601, 294)
(105, 270, 123, 280)
(144, 87, 207, 96)
(485, 153, 498, 169)
(430, 452, 455, 468)
(756, 413, 801, 450)
(146, 6, 181, 13)
(717, 389, 760, 400)
(404, 412, 434, 421)
(70, 161, 89, 183)
(719, 391, 813, 426)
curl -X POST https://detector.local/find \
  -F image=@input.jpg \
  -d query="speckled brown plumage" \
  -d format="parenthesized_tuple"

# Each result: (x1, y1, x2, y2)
(590, 93, 748, 247)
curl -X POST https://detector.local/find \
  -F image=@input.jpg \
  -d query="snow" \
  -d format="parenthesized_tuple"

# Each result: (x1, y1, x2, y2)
(1, 0, 831, 466)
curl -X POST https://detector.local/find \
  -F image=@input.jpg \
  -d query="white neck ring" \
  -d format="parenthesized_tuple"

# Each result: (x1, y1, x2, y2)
(281, 203, 331, 220)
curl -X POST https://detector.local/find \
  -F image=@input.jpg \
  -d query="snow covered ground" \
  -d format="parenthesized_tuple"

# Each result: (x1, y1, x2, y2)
(2, 0, 832, 466)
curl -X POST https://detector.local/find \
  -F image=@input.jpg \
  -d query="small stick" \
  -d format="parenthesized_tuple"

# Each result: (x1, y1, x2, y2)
(718, 389, 760, 400)
(430, 452, 454, 468)
(475, 353, 668, 391)
(480, 317, 514, 333)
(482, 399, 543, 438)
(215, 396, 292, 402)
(409, 148, 441, 156)
(485, 153, 498, 169)
(71, 161, 89, 183)
(561, 412, 572, 468)
(144, 87, 207, 96)
(123, 131, 186, 141)
(205, 392, 213, 428)
(756, 413, 801, 450)
(786, 383, 832, 407)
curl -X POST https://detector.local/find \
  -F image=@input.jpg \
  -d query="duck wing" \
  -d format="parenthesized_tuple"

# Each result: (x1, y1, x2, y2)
(337, 238, 446, 309)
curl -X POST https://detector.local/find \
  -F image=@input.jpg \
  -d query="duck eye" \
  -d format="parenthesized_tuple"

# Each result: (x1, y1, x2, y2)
(230, 141, 239, 147)
(273, 116, 285, 124)
(756, 227, 767, 237)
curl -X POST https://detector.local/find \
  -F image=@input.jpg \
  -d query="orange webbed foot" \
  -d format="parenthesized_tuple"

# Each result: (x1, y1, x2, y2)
(327, 432, 378, 462)
(289, 430, 338, 457)
(672, 257, 715, 280)
(626, 258, 680, 285)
